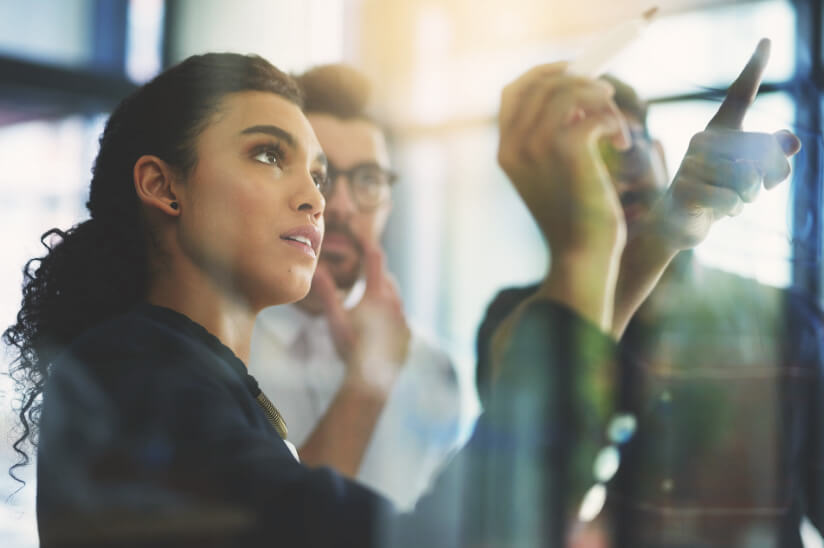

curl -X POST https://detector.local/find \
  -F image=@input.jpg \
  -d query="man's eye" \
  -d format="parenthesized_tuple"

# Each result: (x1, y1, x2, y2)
(355, 170, 383, 187)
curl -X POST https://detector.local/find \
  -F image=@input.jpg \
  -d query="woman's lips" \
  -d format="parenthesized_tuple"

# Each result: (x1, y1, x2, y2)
(280, 225, 322, 258)
(281, 237, 317, 258)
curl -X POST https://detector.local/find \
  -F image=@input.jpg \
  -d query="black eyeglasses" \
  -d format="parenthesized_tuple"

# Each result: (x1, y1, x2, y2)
(320, 162, 398, 211)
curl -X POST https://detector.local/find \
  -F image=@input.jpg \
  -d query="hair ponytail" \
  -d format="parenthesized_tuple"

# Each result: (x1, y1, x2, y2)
(4, 214, 147, 484)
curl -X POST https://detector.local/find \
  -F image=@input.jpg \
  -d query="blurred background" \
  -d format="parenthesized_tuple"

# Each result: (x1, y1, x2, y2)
(1, 0, 822, 545)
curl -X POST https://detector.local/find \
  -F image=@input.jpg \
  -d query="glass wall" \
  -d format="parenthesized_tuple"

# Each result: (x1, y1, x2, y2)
(0, 114, 105, 548)
(1, 0, 823, 545)
(0, 2, 159, 545)
(380, 0, 809, 379)
(0, 2, 347, 544)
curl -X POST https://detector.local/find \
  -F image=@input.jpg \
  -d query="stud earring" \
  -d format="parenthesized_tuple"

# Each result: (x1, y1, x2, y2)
(170, 201, 179, 210)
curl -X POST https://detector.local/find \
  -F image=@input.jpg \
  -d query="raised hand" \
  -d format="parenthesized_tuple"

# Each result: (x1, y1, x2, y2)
(497, 62, 632, 331)
(313, 235, 411, 394)
(498, 62, 631, 259)
(647, 38, 801, 250)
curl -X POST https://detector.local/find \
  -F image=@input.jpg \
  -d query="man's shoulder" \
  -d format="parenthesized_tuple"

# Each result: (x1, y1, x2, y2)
(477, 283, 541, 341)
(406, 326, 459, 386)
(486, 283, 541, 316)
(474, 283, 541, 399)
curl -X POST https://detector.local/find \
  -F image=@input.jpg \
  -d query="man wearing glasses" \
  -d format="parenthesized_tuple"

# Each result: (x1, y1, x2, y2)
(250, 64, 474, 511)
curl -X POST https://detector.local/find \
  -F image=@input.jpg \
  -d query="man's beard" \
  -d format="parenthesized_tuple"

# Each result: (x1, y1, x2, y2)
(320, 220, 363, 290)
(620, 187, 659, 211)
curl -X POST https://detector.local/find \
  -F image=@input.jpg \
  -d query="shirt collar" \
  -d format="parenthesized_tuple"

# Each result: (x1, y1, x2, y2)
(255, 275, 367, 347)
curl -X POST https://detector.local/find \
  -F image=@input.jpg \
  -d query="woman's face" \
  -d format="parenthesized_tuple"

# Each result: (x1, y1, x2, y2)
(174, 90, 327, 311)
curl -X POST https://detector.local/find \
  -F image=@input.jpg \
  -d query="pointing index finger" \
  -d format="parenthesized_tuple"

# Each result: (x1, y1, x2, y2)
(706, 38, 771, 130)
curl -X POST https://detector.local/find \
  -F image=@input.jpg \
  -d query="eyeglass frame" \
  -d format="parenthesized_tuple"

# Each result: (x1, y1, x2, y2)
(320, 161, 398, 212)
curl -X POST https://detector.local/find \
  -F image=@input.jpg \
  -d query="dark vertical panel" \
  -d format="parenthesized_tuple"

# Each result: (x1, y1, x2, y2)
(791, 0, 823, 302)
(92, 0, 129, 73)
(161, 0, 179, 69)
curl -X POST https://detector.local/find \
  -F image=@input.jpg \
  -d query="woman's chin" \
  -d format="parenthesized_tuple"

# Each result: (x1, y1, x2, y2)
(281, 285, 311, 305)
(252, 275, 312, 310)
(281, 276, 314, 305)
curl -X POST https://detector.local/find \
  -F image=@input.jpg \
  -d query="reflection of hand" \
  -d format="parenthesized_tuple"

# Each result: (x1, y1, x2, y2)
(497, 62, 631, 260)
(646, 38, 801, 250)
(313, 236, 411, 394)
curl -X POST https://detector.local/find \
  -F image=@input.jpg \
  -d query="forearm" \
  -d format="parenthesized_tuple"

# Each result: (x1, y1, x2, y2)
(298, 374, 392, 477)
(432, 300, 618, 546)
(542, 245, 623, 334)
(612, 230, 678, 338)
(488, 243, 621, 384)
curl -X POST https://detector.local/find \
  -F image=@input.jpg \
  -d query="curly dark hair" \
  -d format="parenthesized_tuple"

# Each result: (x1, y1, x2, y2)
(2, 52, 302, 487)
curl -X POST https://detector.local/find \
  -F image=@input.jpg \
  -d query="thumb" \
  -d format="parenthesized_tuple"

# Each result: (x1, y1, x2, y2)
(353, 232, 385, 294)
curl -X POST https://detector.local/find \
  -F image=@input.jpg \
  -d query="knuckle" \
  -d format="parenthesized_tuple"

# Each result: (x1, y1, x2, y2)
(680, 154, 701, 171)
(526, 139, 548, 162)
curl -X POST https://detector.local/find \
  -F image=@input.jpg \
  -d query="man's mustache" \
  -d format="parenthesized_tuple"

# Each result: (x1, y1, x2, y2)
(322, 221, 362, 252)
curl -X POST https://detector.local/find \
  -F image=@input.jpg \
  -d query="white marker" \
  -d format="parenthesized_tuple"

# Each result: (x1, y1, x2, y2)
(567, 7, 659, 78)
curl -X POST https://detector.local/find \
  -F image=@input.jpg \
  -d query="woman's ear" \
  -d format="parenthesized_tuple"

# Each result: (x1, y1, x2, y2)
(133, 155, 181, 216)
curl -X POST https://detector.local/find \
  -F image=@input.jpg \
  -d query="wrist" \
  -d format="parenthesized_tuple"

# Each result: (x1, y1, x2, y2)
(625, 223, 680, 267)
(537, 246, 623, 333)
(342, 362, 400, 401)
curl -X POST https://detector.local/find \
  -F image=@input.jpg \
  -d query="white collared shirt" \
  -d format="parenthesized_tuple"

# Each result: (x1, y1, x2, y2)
(249, 300, 473, 510)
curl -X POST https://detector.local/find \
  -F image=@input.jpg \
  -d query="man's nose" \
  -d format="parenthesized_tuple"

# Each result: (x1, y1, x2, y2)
(325, 175, 358, 216)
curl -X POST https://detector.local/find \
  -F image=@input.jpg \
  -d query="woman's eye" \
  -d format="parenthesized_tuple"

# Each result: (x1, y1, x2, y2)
(253, 146, 283, 167)
(312, 172, 328, 190)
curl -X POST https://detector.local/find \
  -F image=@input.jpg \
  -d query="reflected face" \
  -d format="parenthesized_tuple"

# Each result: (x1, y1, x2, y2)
(175, 91, 327, 311)
(601, 113, 669, 230)
(308, 113, 392, 290)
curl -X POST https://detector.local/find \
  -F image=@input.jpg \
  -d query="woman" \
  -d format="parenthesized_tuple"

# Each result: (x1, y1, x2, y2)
(4, 53, 646, 547)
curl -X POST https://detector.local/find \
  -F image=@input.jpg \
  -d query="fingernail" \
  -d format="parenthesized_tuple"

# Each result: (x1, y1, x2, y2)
(776, 130, 802, 156)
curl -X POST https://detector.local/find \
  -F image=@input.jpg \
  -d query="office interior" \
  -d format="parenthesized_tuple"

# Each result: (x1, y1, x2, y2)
(0, 0, 823, 546)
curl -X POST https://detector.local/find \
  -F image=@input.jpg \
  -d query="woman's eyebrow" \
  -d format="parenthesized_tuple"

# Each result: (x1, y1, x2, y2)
(240, 125, 296, 148)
